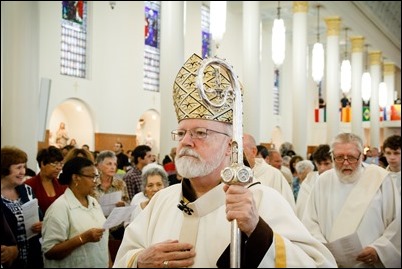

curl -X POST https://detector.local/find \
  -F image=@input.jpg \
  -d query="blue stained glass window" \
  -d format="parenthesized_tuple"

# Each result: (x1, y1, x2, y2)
(144, 1, 160, 92)
(201, 4, 211, 58)
(60, 1, 87, 78)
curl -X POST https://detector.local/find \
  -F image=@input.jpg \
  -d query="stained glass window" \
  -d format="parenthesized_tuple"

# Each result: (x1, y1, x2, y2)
(144, 1, 161, 92)
(60, 1, 87, 78)
(201, 4, 211, 58)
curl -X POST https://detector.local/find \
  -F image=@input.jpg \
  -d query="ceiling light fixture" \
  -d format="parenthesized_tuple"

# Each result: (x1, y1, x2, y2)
(361, 44, 372, 104)
(312, 4, 324, 84)
(272, 1, 286, 67)
(210, 1, 227, 50)
(340, 27, 351, 93)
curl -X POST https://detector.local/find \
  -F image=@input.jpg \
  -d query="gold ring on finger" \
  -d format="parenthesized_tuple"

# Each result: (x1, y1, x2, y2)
(163, 260, 169, 268)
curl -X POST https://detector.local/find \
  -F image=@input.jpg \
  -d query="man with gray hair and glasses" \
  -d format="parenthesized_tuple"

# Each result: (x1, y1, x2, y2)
(114, 54, 337, 268)
(302, 132, 401, 268)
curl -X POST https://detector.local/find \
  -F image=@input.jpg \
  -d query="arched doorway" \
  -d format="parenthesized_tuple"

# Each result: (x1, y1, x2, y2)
(48, 98, 95, 151)
(135, 109, 161, 159)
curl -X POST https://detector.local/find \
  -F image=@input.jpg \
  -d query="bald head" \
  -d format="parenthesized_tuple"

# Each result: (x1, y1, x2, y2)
(243, 133, 258, 168)
(267, 149, 283, 169)
(243, 133, 257, 149)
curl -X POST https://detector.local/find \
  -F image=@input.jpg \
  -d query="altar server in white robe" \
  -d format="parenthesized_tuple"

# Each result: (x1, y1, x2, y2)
(243, 133, 296, 211)
(114, 53, 337, 268)
(382, 134, 401, 194)
(302, 132, 401, 268)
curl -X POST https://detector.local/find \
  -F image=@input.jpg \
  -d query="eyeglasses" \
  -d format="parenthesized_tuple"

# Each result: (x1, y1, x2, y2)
(171, 127, 229, 141)
(332, 153, 361, 164)
(78, 173, 100, 182)
(49, 162, 64, 168)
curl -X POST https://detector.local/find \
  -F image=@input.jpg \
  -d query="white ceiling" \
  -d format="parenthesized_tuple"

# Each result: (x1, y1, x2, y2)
(225, 1, 401, 68)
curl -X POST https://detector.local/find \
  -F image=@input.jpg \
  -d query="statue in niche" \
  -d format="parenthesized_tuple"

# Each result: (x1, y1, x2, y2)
(55, 122, 69, 149)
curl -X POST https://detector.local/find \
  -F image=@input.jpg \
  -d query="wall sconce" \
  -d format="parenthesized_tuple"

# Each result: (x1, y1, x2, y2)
(109, 1, 116, 10)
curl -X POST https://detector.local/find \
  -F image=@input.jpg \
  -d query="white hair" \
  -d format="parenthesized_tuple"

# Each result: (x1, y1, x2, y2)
(295, 160, 315, 174)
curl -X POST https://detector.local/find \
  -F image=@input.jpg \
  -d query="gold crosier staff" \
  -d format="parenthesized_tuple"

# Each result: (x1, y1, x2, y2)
(196, 57, 253, 268)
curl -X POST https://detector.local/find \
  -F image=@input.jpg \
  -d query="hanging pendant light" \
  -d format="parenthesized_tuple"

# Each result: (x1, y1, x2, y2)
(312, 4, 324, 84)
(378, 82, 388, 108)
(272, 1, 286, 67)
(210, 1, 227, 50)
(361, 44, 371, 103)
(379, 60, 388, 110)
(340, 27, 351, 93)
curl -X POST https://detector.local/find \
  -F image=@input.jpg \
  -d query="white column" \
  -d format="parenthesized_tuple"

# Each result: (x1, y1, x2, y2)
(383, 63, 395, 106)
(184, 1, 201, 59)
(292, 2, 308, 157)
(369, 51, 382, 148)
(242, 1, 260, 140)
(324, 17, 341, 143)
(1, 2, 39, 169)
(350, 36, 364, 138)
(159, 2, 184, 161)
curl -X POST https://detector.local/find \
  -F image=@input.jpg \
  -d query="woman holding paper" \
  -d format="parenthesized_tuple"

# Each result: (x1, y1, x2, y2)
(92, 150, 129, 240)
(41, 157, 110, 268)
(1, 146, 43, 268)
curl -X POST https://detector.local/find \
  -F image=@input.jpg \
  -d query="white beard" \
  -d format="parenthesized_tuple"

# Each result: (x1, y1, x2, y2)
(175, 147, 226, 179)
(336, 163, 364, 184)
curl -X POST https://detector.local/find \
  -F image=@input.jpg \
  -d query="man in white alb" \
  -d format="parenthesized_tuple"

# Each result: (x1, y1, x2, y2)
(302, 132, 401, 268)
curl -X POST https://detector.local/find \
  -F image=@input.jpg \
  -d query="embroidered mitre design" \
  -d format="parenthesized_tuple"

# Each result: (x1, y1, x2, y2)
(173, 53, 235, 123)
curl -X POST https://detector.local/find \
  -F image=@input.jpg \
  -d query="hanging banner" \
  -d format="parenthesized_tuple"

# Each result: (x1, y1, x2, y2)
(362, 106, 370, 121)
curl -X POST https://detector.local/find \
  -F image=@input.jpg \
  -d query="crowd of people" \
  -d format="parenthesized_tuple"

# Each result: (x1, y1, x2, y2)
(1, 53, 400, 268)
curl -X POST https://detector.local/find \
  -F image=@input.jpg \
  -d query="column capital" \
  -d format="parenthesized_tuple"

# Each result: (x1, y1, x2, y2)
(369, 51, 382, 66)
(383, 62, 395, 75)
(293, 1, 308, 13)
(350, 36, 364, 53)
(325, 17, 341, 36)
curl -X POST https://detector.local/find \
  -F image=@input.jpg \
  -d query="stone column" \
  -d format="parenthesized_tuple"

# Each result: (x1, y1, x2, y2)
(159, 2, 184, 160)
(242, 1, 260, 139)
(350, 36, 364, 138)
(292, 1, 308, 157)
(383, 63, 395, 107)
(324, 17, 341, 143)
(369, 51, 382, 148)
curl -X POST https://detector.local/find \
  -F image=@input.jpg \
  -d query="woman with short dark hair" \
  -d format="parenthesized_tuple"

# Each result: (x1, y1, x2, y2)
(41, 157, 110, 268)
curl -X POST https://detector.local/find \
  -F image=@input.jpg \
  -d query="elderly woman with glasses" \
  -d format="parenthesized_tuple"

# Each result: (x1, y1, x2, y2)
(41, 157, 110, 268)
(25, 146, 67, 215)
(92, 150, 130, 240)
(128, 163, 169, 222)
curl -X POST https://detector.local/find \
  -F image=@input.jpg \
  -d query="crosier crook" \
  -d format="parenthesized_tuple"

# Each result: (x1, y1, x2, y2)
(196, 57, 253, 268)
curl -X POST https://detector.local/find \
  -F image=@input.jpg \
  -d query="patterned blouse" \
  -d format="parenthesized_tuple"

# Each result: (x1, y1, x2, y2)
(1, 184, 43, 268)
(92, 177, 130, 211)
